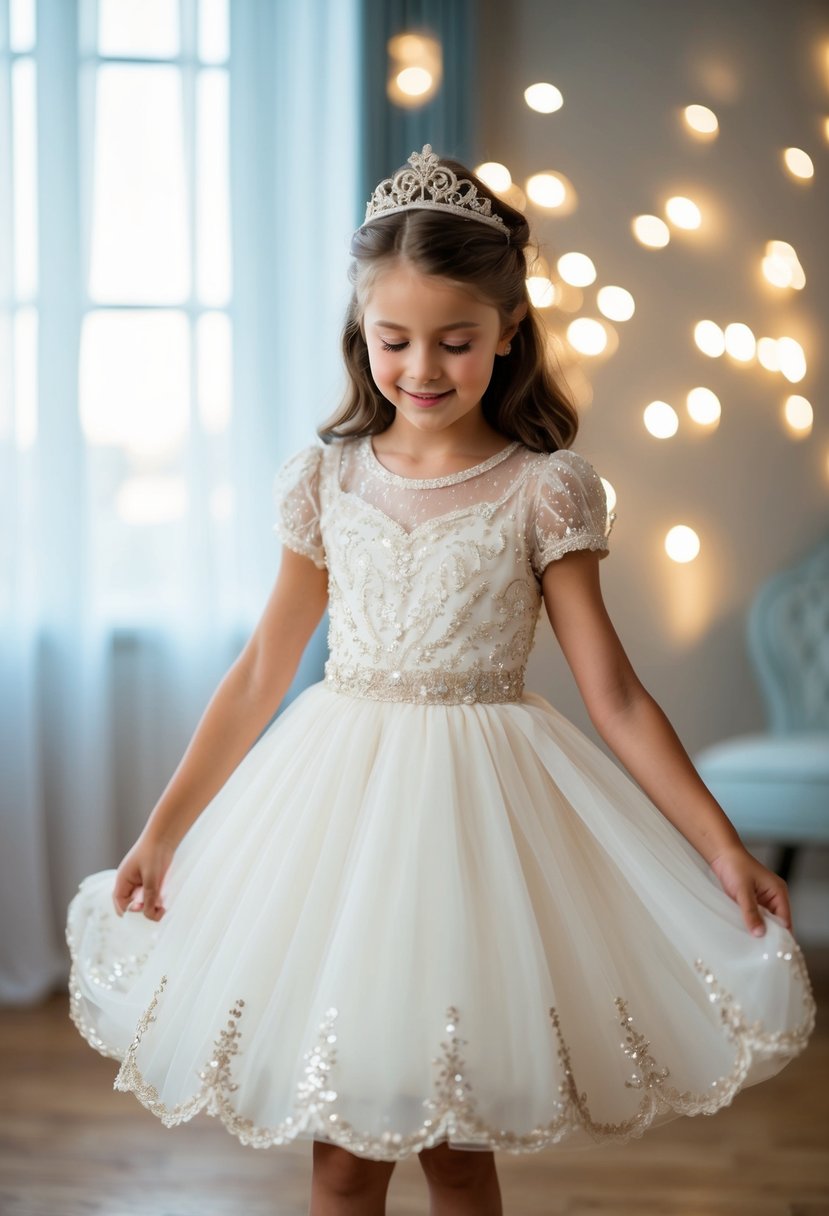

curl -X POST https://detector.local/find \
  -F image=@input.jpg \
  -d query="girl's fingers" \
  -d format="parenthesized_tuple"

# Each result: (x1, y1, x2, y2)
(759, 883, 793, 931)
(736, 885, 765, 937)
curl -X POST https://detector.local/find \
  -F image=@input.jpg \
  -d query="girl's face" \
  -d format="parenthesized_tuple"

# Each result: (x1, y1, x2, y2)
(361, 260, 520, 437)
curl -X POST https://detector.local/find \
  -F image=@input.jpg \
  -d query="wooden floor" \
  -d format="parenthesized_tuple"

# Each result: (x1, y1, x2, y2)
(1, 948, 828, 1216)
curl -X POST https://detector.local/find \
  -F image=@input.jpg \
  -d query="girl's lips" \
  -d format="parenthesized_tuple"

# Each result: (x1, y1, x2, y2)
(402, 389, 453, 403)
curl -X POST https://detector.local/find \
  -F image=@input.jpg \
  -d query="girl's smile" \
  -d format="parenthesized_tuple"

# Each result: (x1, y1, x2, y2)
(400, 388, 454, 406)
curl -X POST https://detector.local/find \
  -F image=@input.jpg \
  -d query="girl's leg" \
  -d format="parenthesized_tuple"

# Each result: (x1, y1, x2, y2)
(417, 1141, 503, 1216)
(309, 1140, 397, 1216)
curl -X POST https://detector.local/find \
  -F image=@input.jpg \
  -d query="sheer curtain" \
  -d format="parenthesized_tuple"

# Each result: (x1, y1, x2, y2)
(0, 0, 359, 1004)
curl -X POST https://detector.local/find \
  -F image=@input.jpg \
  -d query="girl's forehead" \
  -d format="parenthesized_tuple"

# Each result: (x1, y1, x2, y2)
(364, 265, 494, 317)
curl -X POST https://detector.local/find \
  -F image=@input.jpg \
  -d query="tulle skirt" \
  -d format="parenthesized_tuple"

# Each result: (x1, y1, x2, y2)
(66, 681, 816, 1161)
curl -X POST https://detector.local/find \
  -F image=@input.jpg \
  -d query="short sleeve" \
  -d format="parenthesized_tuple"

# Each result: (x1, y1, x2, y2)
(272, 442, 326, 569)
(529, 449, 615, 579)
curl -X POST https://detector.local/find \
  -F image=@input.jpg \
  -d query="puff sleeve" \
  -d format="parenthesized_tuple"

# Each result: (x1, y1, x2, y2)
(529, 449, 615, 579)
(272, 442, 326, 569)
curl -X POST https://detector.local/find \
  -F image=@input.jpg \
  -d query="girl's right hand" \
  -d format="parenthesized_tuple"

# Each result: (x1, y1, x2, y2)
(111, 830, 177, 922)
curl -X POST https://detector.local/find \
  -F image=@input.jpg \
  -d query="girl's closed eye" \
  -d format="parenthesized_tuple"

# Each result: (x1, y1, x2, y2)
(380, 340, 472, 355)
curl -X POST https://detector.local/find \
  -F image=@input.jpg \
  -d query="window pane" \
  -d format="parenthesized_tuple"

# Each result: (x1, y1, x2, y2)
(93, 453, 191, 618)
(0, 309, 11, 442)
(89, 65, 189, 303)
(197, 311, 231, 434)
(98, 0, 179, 60)
(79, 310, 190, 455)
(196, 69, 230, 305)
(198, 0, 229, 63)
(12, 57, 37, 299)
(14, 304, 36, 451)
(10, 0, 36, 53)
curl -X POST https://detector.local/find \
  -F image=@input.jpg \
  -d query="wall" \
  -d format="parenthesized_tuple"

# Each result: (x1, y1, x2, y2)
(477, 0, 829, 940)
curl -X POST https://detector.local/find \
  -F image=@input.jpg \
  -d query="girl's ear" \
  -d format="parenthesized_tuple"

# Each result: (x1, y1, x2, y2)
(501, 300, 528, 343)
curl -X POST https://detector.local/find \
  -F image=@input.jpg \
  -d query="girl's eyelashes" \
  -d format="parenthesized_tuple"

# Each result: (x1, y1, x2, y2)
(379, 340, 472, 355)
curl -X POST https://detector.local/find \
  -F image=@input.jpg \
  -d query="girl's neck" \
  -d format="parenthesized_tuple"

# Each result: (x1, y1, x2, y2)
(372, 418, 511, 473)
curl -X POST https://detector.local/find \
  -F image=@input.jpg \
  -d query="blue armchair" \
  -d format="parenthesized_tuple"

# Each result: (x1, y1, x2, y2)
(694, 533, 829, 881)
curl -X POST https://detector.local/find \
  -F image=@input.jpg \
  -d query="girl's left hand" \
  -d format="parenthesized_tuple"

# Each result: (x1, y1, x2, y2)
(709, 844, 793, 937)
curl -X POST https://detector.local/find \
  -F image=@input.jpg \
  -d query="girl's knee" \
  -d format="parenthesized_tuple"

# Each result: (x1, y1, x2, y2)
(418, 1141, 497, 1189)
(312, 1140, 395, 1196)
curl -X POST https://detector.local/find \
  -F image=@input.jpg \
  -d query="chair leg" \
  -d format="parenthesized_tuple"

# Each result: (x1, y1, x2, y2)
(774, 844, 798, 883)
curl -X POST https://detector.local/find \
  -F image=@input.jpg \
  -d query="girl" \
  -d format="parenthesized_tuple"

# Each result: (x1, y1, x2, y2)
(67, 145, 816, 1216)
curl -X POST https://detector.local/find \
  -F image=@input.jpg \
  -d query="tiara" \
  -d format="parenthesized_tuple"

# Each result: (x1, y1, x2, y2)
(361, 144, 510, 240)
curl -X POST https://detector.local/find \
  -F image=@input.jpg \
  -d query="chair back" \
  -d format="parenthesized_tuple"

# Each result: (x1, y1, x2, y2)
(747, 533, 829, 733)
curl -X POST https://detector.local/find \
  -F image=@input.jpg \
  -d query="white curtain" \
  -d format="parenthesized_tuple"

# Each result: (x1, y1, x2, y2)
(0, 0, 358, 1004)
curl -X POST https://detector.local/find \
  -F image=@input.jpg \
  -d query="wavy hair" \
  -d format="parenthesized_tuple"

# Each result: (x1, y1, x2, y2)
(317, 153, 579, 452)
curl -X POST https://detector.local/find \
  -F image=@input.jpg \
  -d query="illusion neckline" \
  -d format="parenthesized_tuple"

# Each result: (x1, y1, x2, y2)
(364, 435, 521, 489)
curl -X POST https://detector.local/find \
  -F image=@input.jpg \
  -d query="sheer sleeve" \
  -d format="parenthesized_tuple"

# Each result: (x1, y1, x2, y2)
(272, 442, 326, 569)
(529, 449, 615, 579)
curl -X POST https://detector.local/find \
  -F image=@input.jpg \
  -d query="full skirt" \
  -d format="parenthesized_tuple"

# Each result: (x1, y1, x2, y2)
(66, 681, 816, 1161)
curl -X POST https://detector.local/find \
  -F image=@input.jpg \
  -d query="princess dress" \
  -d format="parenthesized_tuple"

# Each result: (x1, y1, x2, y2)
(66, 434, 816, 1161)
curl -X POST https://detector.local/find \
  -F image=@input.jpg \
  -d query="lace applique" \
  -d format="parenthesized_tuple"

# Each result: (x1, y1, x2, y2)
(529, 450, 616, 578)
(272, 443, 326, 568)
(85, 942, 815, 1161)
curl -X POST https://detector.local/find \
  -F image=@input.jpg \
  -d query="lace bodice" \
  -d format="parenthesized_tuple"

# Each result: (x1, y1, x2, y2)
(272, 434, 615, 705)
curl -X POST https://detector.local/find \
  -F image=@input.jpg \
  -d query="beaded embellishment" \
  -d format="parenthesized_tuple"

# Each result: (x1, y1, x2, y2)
(323, 659, 525, 705)
(68, 935, 816, 1161)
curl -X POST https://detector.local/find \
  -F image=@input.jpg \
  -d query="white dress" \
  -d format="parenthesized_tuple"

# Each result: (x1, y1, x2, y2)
(66, 433, 816, 1162)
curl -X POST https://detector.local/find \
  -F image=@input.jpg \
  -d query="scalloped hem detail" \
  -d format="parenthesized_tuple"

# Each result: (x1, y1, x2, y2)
(67, 941, 816, 1162)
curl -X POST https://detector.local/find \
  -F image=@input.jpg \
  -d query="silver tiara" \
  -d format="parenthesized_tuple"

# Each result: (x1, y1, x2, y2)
(361, 144, 510, 239)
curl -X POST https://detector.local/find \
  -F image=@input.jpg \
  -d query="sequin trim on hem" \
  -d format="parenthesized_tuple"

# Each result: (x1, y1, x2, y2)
(68, 940, 817, 1161)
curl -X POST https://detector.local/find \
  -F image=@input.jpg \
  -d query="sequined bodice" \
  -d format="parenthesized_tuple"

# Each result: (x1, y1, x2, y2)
(272, 434, 614, 705)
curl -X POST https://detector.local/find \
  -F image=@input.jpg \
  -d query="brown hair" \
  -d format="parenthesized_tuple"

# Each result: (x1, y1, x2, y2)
(316, 153, 579, 452)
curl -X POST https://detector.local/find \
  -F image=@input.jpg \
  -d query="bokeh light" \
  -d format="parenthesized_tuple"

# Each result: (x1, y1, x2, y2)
(665, 525, 701, 563)
(632, 214, 670, 247)
(777, 336, 807, 383)
(557, 252, 596, 287)
(396, 67, 432, 97)
(524, 82, 563, 113)
(526, 172, 567, 209)
(686, 387, 721, 426)
(597, 286, 635, 322)
(566, 317, 608, 355)
(643, 400, 679, 438)
(683, 104, 719, 136)
(475, 161, 512, 193)
(694, 320, 725, 357)
(782, 147, 814, 179)
(761, 239, 805, 290)
(665, 196, 702, 229)
(386, 32, 441, 107)
(723, 322, 756, 362)
(526, 276, 556, 308)
(783, 394, 813, 436)
(757, 337, 781, 371)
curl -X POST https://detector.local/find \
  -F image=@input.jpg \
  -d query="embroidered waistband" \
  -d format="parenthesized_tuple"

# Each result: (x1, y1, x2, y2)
(323, 660, 525, 705)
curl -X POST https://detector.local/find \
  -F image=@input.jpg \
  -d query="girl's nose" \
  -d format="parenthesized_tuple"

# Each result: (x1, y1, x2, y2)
(409, 344, 442, 382)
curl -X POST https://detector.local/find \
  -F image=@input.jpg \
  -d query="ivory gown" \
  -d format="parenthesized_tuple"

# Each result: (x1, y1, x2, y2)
(66, 433, 816, 1161)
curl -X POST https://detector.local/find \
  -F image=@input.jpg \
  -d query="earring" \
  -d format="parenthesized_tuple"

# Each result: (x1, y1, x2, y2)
(503, 342, 512, 355)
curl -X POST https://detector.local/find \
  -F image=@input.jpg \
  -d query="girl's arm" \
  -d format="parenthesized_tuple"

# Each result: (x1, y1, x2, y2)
(140, 547, 329, 850)
(541, 548, 793, 938)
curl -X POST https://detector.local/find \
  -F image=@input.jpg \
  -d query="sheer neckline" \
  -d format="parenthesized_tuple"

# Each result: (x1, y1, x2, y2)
(364, 434, 521, 489)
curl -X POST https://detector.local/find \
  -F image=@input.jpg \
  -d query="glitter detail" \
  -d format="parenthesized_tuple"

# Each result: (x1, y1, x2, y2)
(270, 436, 614, 712)
(69, 942, 816, 1161)
(323, 659, 525, 704)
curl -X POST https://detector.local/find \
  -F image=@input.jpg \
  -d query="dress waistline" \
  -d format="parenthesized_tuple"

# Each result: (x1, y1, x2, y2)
(323, 660, 525, 705)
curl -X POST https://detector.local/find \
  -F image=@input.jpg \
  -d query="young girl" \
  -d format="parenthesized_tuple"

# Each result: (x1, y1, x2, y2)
(67, 145, 816, 1216)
